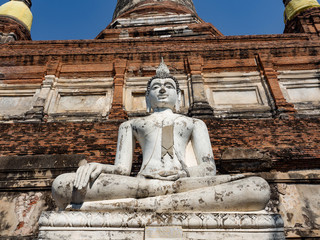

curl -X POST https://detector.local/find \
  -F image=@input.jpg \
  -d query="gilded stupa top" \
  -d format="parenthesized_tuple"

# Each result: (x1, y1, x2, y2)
(0, 0, 33, 31)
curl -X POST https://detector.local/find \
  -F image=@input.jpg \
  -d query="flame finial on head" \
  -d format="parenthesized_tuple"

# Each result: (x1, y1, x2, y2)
(146, 58, 181, 97)
(156, 57, 171, 79)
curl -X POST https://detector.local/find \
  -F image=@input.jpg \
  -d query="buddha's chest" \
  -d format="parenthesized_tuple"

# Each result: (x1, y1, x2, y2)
(132, 118, 193, 143)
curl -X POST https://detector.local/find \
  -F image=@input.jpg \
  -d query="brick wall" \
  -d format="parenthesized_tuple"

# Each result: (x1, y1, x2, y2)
(206, 118, 320, 172)
(0, 118, 319, 173)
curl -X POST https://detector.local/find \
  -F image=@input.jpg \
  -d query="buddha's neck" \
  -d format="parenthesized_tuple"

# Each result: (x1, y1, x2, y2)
(153, 108, 174, 114)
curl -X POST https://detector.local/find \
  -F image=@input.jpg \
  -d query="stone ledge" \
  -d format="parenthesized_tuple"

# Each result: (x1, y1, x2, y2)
(39, 211, 284, 229)
(39, 228, 285, 240)
(38, 211, 285, 240)
(0, 155, 85, 191)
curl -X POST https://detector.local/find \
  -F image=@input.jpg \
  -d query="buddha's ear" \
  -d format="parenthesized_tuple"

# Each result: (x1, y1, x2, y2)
(175, 91, 182, 112)
(146, 95, 151, 113)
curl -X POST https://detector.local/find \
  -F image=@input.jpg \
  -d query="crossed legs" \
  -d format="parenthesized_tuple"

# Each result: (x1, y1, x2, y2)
(52, 173, 270, 212)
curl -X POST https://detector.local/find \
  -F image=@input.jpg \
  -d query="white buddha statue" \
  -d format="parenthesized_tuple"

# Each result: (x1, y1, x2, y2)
(52, 60, 270, 213)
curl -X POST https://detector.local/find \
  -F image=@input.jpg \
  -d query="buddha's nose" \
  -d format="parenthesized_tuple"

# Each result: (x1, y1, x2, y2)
(159, 87, 166, 93)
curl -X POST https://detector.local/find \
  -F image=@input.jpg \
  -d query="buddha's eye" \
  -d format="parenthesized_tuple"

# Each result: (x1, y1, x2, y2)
(151, 85, 160, 90)
(165, 83, 175, 89)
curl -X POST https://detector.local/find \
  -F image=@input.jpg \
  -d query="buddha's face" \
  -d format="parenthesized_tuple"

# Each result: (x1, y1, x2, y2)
(147, 78, 178, 110)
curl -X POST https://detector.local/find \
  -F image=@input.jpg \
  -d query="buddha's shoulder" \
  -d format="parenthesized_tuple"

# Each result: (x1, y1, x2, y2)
(172, 114, 203, 122)
(174, 115, 205, 126)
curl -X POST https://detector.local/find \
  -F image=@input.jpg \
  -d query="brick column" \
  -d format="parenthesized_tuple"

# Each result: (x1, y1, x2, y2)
(45, 59, 62, 77)
(25, 60, 61, 122)
(25, 75, 56, 122)
(256, 55, 296, 118)
(187, 56, 214, 118)
(108, 59, 128, 120)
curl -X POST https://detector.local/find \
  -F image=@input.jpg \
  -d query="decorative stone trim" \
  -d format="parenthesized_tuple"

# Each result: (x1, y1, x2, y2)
(38, 211, 285, 239)
(39, 211, 284, 229)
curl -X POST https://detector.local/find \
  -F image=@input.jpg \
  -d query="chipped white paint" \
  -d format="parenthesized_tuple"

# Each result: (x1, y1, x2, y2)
(0, 192, 44, 236)
(203, 71, 272, 118)
(0, 83, 40, 119)
(14, 192, 43, 236)
(114, 15, 199, 29)
(0, 75, 114, 122)
(145, 226, 183, 240)
(46, 77, 113, 121)
(278, 69, 320, 115)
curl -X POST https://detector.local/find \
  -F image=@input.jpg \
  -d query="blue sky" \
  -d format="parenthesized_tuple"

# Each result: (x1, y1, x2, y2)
(0, 0, 285, 40)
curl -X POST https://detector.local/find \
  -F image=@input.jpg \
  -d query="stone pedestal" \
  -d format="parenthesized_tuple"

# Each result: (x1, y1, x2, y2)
(38, 211, 285, 240)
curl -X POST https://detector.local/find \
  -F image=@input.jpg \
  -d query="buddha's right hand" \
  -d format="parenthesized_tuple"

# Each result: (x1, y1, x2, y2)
(74, 163, 104, 190)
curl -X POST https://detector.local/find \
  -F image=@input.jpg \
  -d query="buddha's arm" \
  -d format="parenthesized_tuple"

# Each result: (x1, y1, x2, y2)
(113, 121, 135, 175)
(188, 120, 216, 177)
(74, 121, 135, 190)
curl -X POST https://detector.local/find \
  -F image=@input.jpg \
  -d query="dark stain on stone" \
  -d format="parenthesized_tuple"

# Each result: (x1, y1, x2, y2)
(302, 199, 320, 229)
(214, 192, 224, 202)
(286, 213, 294, 222)
(0, 210, 11, 232)
(136, 188, 149, 199)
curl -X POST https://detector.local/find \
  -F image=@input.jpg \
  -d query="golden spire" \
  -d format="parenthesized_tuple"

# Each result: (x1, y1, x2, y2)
(0, 0, 33, 31)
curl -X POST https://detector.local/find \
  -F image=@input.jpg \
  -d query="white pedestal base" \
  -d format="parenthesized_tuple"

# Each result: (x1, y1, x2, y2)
(38, 211, 285, 240)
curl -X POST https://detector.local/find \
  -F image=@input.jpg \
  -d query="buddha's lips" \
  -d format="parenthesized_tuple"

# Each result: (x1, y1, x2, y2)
(158, 94, 169, 99)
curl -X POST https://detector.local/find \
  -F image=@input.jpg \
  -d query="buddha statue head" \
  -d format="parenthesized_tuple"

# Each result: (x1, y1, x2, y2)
(146, 59, 182, 113)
